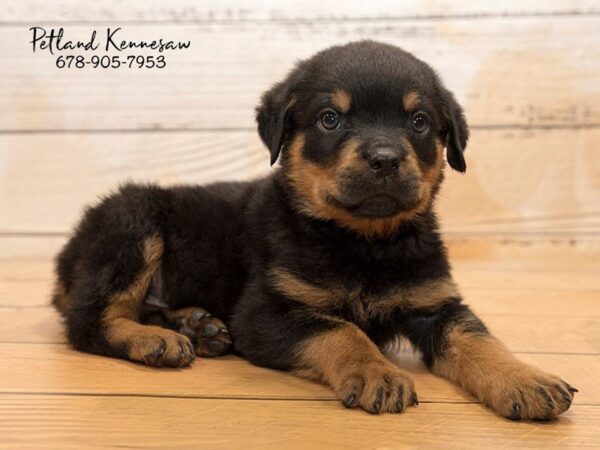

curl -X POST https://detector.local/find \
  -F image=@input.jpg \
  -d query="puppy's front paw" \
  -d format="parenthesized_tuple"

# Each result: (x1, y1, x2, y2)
(485, 369, 577, 420)
(336, 361, 418, 414)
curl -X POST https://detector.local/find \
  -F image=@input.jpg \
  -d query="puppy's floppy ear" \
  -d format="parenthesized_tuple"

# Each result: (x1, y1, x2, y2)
(441, 89, 469, 173)
(256, 75, 298, 166)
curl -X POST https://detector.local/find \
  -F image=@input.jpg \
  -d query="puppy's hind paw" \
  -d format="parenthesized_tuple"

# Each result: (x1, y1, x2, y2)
(176, 308, 232, 357)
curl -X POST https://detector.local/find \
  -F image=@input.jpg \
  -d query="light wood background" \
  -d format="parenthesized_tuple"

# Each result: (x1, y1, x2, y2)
(1, 240, 599, 448)
(0, 1, 599, 448)
(0, 0, 599, 243)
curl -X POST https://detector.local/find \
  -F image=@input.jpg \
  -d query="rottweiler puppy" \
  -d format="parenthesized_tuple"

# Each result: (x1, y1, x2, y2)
(52, 40, 576, 419)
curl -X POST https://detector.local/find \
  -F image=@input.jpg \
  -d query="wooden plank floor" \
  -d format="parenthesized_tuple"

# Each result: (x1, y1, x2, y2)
(0, 239, 598, 448)
(1, 1, 598, 447)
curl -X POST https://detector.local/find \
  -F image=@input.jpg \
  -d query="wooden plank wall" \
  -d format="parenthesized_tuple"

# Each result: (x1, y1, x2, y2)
(0, 0, 599, 257)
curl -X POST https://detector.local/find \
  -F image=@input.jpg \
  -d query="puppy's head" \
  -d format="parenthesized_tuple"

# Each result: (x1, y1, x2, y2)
(256, 41, 468, 237)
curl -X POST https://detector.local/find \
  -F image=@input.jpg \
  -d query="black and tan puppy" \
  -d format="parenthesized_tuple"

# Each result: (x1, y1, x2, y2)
(52, 41, 576, 420)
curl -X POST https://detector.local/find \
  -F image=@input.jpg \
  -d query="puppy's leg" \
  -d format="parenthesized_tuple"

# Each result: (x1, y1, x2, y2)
(297, 322, 418, 414)
(402, 302, 577, 420)
(233, 299, 417, 414)
(101, 236, 196, 367)
(59, 233, 195, 367)
(144, 306, 232, 357)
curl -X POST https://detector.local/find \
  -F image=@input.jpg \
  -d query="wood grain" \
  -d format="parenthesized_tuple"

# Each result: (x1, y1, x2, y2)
(0, 238, 597, 447)
(3, 272, 599, 308)
(3, 237, 597, 267)
(3, 275, 599, 310)
(1, 17, 599, 131)
(1, 1, 598, 447)
(2, 306, 598, 355)
(1, 239, 598, 308)
(0, 343, 597, 405)
(0, 396, 597, 449)
(2, 0, 599, 22)
(1, 129, 598, 235)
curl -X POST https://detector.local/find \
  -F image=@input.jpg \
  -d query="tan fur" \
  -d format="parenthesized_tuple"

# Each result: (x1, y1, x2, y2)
(101, 235, 193, 364)
(331, 90, 352, 113)
(336, 138, 363, 171)
(369, 277, 460, 315)
(105, 320, 191, 364)
(270, 267, 458, 316)
(422, 139, 445, 188)
(103, 235, 163, 326)
(295, 324, 384, 382)
(295, 323, 416, 413)
(285, 134, 432, 238)
(269, 268, 347, 308)
(403, 91, 421, 111)
(51, 281, 70, 315)
(433, 326, 574, 419)
(402, 141, 423, 178)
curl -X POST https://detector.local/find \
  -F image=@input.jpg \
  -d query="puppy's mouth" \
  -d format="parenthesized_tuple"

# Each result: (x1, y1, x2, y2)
(329, 193, 420, 218)
(347, 195, 402, 217)
(322, 171, 424, 218)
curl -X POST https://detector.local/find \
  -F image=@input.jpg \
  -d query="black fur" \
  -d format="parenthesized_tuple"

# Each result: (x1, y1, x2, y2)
(398, 303, 488, 368)
(441, 88, 469, 172)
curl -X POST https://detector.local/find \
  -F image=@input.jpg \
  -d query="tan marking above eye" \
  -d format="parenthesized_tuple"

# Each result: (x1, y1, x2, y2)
(403, 91, 421, 111)
(331, 90, 352, 113)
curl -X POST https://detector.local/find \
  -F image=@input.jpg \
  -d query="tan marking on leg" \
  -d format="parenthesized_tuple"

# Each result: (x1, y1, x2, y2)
(331, 90, 352, 113)
(101, 235, 195, 367)
(103, 235, 164, 326)
(433, 327, 575, 419)
(403, 91, 421, 111)
(105, 321, 194, 365)
(296, 324, 382, 381)
(295, 323, 417, 413)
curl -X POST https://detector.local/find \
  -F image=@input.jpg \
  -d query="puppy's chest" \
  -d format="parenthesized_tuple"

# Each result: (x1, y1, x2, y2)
(337, 286, 387, 326)
(271, 268, 459, 327)
(271, 270, 403, 324)
(325, 282, 421, 327)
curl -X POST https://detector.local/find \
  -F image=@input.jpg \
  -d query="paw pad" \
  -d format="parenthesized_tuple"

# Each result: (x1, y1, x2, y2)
(176, 308, 232, 357)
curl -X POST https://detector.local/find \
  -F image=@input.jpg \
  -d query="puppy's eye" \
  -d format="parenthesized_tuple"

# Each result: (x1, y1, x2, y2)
(319, 110, 341, 131)
(411, 113, 429, 133)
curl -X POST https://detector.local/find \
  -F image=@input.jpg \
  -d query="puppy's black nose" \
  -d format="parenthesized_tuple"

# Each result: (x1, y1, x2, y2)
(366, 148, 400, 178)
